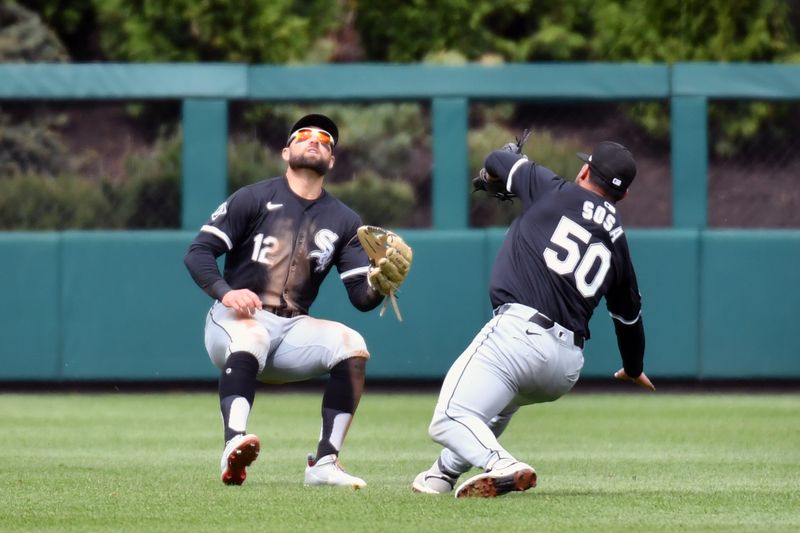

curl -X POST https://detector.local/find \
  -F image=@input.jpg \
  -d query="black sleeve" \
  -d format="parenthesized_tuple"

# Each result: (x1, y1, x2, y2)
(613, 316, 645, 378)
(184, 187, 260, 301)
(336, 221, 383, 312)
(605, 235, 645, 377)
(184, 233, 232, 301)
(485, 150, 563, 208)
(484, 150, 527, 186)
(343, 275, 383, 312)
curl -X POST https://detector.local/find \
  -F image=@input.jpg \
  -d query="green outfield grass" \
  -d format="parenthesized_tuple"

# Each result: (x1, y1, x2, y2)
(0, 391, 798, 532)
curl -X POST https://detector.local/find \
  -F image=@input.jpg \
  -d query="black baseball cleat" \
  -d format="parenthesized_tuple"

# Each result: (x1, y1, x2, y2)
(454, 460, 537, 498)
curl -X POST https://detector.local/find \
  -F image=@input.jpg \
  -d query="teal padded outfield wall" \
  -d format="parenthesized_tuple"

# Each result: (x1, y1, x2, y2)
(1, 63, 799, 381)
(2, 230, 798, 381)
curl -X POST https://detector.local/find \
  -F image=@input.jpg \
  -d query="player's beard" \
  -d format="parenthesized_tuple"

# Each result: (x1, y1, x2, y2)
(288, 153, 329, 176)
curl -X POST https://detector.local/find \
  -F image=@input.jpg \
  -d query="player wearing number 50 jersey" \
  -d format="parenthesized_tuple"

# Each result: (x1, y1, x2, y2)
(413, 140, 655, 498)
(184, 114, 384, 489)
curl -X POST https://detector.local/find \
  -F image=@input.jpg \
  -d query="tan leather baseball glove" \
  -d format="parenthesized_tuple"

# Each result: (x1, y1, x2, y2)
(357, 225, 413, 320)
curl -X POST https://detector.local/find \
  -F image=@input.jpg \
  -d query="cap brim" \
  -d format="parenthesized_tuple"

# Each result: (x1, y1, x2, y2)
(576, 152, 591, 163)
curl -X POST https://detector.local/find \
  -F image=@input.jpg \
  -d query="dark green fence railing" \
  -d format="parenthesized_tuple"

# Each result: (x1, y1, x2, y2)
(7, 62, 789, 230)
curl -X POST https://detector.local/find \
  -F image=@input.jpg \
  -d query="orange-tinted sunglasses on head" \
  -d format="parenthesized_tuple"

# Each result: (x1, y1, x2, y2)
(290, 128, 334, 147)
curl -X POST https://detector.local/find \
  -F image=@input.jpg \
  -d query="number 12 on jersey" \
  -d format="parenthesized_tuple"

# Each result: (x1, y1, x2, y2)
(543, 217, 611, 298)
(251, 233, 278, 266)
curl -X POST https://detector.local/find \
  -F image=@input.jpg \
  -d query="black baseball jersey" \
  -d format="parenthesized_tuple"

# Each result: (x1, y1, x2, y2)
(486, 151, 642, 341)
(184, 176, 381, 315)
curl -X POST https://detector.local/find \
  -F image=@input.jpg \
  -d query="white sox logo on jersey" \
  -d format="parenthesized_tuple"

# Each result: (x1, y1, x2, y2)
(308, 229, 339, 272)
(210, 202, 227, 221)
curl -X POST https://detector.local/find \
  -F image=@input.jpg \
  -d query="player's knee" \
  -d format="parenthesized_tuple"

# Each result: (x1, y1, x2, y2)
(341, 326, 367, 355)
(228, 326, 270, 370)
(329, 324, 369, 364)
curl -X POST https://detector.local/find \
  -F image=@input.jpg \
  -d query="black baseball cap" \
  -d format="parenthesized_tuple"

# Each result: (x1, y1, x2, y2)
(576, 141, 637, 191)
(286, 113, 339, 147)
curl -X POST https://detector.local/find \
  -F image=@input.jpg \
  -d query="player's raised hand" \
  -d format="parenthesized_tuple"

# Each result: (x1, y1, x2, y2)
(221, 289, 263, 317)
(614, 368, 656, 392)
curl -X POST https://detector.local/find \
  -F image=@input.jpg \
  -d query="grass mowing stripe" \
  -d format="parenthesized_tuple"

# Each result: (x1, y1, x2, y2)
(0, 393, 798, 532)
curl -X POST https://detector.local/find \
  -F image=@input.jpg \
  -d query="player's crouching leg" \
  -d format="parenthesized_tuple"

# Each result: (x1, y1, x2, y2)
(304, 328, 369, 489)
(303, 357, 367, 489)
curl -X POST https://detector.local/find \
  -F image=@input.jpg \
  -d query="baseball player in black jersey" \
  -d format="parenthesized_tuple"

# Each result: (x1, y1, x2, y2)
(412, 139, 655, 498)
(184, 114, 410, 488)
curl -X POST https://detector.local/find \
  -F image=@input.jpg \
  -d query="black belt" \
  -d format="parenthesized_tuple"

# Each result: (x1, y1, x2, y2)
(496, 304, 584, 349)
(263, 306, 304, 318)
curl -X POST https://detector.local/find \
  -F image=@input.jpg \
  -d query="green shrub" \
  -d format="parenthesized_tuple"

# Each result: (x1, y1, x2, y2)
(106, 132, 182, 228)
(468, 123, 584, 227)
(468, 123, 582, 181)
(0, 133, 181, 231)
(590, 0, 794, 63)
(116, 171, 180, 228)
(110, 129, 417, 229)
(92, 0, 341, 63)
(358, 0, 796, 63)
(12, 0, 93, 59)
(0, 112, 74, 177)
(228, 136, 285, 191)
(590, 0, 798, 154)
(0, 3, 74, 181)
(358, 0, 799, 155)
(0, 2, 68, 62)
(0, 174, 114, 230)
(0, 127, 418, 230)
(357, 0, 543, 62)
(326, 171, 415, 228)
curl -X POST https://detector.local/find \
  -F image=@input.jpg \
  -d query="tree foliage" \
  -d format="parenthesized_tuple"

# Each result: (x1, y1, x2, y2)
(327, 172, 415, 228)
(357, 1, 800, 153)
(0, 112, 74, 176)
(590, 0, 795, 62)
(0, 2, 73, 183)
(9, 0, 800, 229)
(0, 124, 417, 229)
(0, 2, 68, 61)
(0, 174, 115, 230)
(356, 0, 796, 63)
(15, 0, 97, 59)
(588, 0, 799, 152)
(91, 0, 342, 63)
